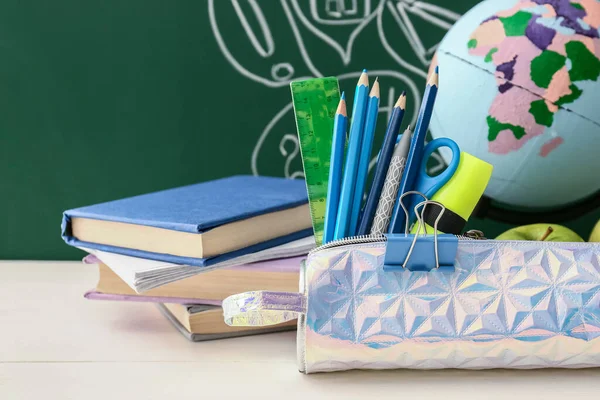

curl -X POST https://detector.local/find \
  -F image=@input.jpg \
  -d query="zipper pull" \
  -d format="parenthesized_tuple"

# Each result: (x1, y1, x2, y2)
(464, 230, 486, 240)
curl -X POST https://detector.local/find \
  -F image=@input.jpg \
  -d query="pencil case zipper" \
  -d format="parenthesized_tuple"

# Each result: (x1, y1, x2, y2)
(308, 230, 486, 256)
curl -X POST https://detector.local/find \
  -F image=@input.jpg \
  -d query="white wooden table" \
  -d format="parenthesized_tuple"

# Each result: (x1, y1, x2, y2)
(2, 261, 600, 399)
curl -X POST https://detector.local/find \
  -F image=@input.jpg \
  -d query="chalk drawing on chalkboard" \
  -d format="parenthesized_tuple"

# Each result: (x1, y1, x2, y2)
(208, 0, 317, 87)
(271, 63, 295, 82)
(288, 0, 379, 68)
(383, 1, 459, 68)
(208, 0, 458, 178)
(311, 0, 367, 24)
(279, 133, 303, 179)
(209, 1, 459, 86)
(230, 0, 274, 57)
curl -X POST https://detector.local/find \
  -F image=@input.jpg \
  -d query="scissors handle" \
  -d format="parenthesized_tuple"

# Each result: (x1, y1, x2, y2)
(414, 138, 460, 199)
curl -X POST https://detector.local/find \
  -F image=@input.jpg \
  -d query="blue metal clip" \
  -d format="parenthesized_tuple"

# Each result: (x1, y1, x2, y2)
(383, 199, 458, 272)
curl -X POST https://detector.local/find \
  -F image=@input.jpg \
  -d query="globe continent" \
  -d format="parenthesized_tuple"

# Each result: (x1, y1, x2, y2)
(431, 0, 600, 208)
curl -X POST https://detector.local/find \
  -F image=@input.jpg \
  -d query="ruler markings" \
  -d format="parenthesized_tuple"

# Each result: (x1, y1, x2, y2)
(291, 77, 341, 246)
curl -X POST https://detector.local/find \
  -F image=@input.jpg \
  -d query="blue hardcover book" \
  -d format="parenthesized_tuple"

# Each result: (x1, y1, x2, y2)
(62, 175, 312, 267)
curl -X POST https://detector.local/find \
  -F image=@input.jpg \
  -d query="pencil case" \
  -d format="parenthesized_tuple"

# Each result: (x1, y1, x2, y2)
(223, 230, 600, 373)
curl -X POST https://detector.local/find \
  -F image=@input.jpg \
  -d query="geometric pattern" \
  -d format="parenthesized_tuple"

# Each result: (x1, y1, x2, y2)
(302, 240, 600, 373)
(223, 290, 305, 327)
(371, 156, 406, 235)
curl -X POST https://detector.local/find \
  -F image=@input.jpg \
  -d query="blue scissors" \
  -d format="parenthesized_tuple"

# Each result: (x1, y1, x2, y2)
(413, 137, 460, 200)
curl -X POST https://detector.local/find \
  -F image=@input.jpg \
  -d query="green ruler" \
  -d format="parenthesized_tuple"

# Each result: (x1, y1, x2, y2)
(290, 77, 341, 246)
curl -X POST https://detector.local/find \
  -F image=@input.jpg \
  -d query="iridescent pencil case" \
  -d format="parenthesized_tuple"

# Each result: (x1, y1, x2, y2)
(223, 221, 600, 373)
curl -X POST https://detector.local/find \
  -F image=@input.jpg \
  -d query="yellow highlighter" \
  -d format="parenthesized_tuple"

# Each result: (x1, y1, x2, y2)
(410, 149, 493, 235)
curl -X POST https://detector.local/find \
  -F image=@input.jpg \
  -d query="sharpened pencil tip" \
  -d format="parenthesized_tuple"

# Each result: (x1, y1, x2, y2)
(363, 68, 368, 73)
(357, 70, 369, 87)
(435, 66, 439, 73)
(336, 95, 347, 117)
(401, 90, 406, 97)
(369, 79, 380, 98)
(428, 68, 439, 87)
(394, 93, 407, 110)
(341, 91, 345, 100)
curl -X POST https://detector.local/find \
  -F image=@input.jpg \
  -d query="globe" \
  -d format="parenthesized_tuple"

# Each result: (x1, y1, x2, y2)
(430, 0, 600, 209)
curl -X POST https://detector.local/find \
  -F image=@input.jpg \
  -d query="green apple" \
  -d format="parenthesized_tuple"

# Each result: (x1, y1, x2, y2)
(496, 223, 584, 242)
(590, 219, 600, 242)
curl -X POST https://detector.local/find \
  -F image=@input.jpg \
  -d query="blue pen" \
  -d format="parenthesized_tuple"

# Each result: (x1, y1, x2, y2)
(389, 67, 439, 233)
(357, 92, 406, 235)
(349, 78, 380, 236)
(323, 93, 348, 244)
(334, 70, 369, 240)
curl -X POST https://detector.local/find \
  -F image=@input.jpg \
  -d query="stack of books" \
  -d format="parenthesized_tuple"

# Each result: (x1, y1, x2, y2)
(61, 175, 315, 341)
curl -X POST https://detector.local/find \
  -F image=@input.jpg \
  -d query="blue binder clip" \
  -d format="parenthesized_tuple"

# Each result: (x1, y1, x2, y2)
(384, 192, 458, 272)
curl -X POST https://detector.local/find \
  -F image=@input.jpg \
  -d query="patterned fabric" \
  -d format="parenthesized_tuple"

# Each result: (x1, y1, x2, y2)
(370, 156, 406, 235)
(301, 240, 600, 373)
(223, 291, 305, 327)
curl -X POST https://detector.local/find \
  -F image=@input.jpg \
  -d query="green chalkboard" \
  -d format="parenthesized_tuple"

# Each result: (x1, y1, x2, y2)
(1, 1, 598, 260)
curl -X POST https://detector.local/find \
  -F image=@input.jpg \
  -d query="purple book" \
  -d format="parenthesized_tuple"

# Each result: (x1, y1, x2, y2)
(84, 290, 222, 306)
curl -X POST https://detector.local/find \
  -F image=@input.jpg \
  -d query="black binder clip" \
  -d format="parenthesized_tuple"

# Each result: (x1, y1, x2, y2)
(383, 192, 458, 272)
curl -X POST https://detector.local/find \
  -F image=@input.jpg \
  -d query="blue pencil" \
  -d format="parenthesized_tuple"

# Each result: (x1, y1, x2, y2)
(334, 70, 369, 240)
(357, 92, 406, 235)
(323, 93, 348, 244)
(351, 69, 368, 123)
(349, 78, 380, 236)
(389, 66, 439, 233)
